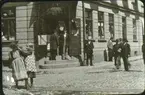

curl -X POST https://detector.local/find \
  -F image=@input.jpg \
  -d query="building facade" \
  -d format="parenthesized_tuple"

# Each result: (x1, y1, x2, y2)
(2, 0, 144, 64)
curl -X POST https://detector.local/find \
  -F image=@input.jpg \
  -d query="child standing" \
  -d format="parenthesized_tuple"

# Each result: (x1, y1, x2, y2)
(25, 43, 37, 87)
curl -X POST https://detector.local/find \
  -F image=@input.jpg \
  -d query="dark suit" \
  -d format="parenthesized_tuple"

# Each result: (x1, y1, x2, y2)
(50, 33, 59, 60)
(121, 43, 131, 71)
(59, 33, 69, 56)
(85, 41, 94, 66)
(142, 43, 145, 64)
(113, 43, 121, 66)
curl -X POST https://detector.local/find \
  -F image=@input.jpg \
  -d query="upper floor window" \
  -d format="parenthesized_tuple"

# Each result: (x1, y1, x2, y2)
(133, 19, 137, 41)
(1, 7, 16, 41)
(109, 13, 114, 39)
(85, 9, 93, 39)
(122, 17, 127, 39)
(98, 11, 105, 39)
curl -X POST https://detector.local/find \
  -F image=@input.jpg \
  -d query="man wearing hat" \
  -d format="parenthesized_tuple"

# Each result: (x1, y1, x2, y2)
(85, 36, 94, 66)
(121, 38, 131, 71)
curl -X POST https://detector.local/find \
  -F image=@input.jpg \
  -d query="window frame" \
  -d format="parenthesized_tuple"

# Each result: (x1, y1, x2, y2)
(133, 18, 138, 42)
(122, 16, 127, 40)
(98, 11, 105, 40)
(85, 8, 93, 39)
(108, 13, 114, 39)
(1, 7, 16, 41)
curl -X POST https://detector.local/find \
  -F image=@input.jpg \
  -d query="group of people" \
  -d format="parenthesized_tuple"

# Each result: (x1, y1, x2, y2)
(107, 37, 131, 71)
(49, 29, 69, 60)
(8, 42, 37, 89)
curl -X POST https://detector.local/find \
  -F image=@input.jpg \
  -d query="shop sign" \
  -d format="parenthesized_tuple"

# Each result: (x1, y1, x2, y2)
(38, 35, 47, 45)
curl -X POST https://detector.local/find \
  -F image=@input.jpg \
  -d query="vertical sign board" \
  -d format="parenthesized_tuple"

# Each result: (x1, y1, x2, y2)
(69, 18, 81, 56)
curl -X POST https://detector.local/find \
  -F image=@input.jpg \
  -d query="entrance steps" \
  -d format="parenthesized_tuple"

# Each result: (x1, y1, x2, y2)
(38, 56, 80, 69)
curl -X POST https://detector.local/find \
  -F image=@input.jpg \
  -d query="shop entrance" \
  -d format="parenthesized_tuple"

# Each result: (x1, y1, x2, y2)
(33, 2, 81, 61)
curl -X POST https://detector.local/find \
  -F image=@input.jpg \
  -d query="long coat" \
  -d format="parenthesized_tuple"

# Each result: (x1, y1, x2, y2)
(113, 44, 121, 57)
(85, 41, 94, 56)
(59, 33, 69, 55)
(59, 33, 69, 47)
(121, 43, 131, 57)
(50, 34, 59, 50)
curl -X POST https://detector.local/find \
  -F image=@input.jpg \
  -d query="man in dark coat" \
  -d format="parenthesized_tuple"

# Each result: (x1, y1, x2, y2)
(121, 38, 131, 71)
(113, 39, 121, 67)
(59, 30, 69, 60)
(85, 36, 94, 66)
(50, 30, 59, 60)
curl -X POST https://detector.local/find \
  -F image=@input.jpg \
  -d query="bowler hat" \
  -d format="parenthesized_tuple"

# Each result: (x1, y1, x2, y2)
(123, 38, 128, 42)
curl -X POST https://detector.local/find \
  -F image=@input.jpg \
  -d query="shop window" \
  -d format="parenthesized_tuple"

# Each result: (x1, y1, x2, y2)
(85, 9, 93, 39)
(1, 7, 16, 41)
(109, 13, 114, 39)
(98, 11, 105, 39)
(133, 19, 137, 41)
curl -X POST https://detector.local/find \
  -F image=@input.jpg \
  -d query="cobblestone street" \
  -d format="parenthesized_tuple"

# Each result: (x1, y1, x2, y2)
(3, 59, 144, 95)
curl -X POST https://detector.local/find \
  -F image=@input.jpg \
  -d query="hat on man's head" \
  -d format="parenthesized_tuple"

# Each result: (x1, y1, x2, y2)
(110, 37, 113, 40)
(123, 38, 128, 42)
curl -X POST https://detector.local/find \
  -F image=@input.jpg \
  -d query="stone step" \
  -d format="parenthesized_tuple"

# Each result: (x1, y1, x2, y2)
(39, 61, 80, 69)
(44, 60, 78, 64)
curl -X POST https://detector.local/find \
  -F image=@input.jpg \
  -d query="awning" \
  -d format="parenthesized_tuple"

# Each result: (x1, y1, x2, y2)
(29, 1, 77, 28)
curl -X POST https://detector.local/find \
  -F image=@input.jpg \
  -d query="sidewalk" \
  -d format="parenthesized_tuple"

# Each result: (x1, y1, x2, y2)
(2, 55, 143, 73)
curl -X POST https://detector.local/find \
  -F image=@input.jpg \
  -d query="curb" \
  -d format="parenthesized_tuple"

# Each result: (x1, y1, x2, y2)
(2, 56, 143, 73)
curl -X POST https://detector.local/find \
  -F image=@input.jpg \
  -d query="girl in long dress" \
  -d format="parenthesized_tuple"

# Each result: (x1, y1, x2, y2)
(9, 42, 28, 89)
(25, 43, 37, 87)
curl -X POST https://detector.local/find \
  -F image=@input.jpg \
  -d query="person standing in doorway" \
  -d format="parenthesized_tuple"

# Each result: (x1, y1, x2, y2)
(107, 37, 113, 61)
(85, 36, 94, 66)
(113, 39, 122, 69)
(50, 30, 59, 60)
(59, 30, 69, 60)
(63, 30, 69, 59)
(121, 38, 131, 71)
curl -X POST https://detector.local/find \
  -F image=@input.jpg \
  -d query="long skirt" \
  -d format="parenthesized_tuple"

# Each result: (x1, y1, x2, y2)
(12, 57, 28, 81)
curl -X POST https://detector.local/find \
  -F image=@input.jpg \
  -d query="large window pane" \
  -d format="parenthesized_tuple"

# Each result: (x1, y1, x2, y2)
(1, 7, 16, 41)
(109, 13, 114, 39)
(85, 9, 93, 39)
(98, 11, 105, 39)
(133, 19, 137, 41)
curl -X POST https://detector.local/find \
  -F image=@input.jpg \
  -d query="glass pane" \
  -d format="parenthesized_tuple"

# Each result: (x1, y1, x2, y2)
(98, 11, 104, 21)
